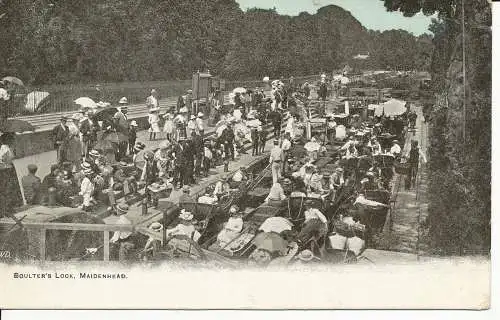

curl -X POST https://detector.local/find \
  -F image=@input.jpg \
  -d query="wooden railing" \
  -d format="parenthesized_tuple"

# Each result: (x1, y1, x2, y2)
(0, 221, 134, 262)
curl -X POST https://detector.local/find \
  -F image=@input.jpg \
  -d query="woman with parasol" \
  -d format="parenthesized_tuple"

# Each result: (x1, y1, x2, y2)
(66, 114, 83, 172)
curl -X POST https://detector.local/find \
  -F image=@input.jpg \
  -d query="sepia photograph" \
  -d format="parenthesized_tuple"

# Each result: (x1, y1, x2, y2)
(0, 0, 492, 309)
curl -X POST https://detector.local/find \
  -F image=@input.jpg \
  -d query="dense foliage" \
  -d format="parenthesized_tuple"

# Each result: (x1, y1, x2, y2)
(381, 0, 491, 255)
(0, 1, 432, 84)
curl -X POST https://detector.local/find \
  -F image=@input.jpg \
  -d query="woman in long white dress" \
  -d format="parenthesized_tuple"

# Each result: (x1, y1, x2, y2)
(148, 107, 161, 141)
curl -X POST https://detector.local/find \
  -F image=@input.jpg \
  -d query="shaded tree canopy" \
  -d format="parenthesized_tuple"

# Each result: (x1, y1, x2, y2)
(0, 1, 432, 85)
(380, 0, 491, 254)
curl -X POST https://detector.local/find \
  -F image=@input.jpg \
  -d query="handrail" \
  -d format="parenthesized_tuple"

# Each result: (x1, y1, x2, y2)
(0, 221, 134, 232)
(0, 220, 135, 262)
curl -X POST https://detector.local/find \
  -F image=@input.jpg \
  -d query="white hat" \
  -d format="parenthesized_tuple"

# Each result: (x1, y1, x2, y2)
(179, 209, 193, 221)
(130, 120, 138, 127)
(197, 112, 204, 117)
(149, 222, 163, 232)
(151, 89, 157, 94)
(190, 115, 196, 120)
(297, 249, 319, 262)
(263, 76, 270, 82)
(119, 97, 128, 104)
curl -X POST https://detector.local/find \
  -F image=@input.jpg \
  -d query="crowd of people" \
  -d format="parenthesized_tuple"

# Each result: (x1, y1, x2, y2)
(0, 73, 428, 265)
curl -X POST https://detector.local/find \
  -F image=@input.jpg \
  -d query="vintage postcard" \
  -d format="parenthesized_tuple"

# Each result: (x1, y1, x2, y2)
(0, 0, 492, 309)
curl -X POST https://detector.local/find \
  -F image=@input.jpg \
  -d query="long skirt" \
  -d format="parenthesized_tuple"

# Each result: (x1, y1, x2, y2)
(0, 166, 24, 217)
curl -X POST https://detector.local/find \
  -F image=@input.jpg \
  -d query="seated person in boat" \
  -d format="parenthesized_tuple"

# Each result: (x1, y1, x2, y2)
(198, 192, 217, 205)
(344, 143, 359, 159)
(179, 185, 195, 203)
(265, 177, 287, 206)
(232, 166, 248, 183)
(110, 203, 136, 261)
(329, 167, 345, 201)
(360, 171, 382, 191)
(302, 166, 327, 195)
(213, 176, 231, 201)
(298, 201, 329, 247)
(216, 205, 244, 247)
(165, 209, 201, 242)
(141, 221, 163, 261)
(367, 137, 382, 155)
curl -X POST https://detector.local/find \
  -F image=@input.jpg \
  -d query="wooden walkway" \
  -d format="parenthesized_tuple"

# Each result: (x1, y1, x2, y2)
(378, 106, 429, 254)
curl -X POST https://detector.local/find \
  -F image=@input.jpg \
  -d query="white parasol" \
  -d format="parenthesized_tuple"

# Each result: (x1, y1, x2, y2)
(74, 97, 97, 109)
(232, 87, 246, 94)
(259, 217, 293, 234)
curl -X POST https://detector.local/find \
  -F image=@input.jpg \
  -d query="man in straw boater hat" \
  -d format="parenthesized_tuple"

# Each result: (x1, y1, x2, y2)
(141, 221, 164, 261)
(165, 209, 201, 242)
(109, 203, 136, 261)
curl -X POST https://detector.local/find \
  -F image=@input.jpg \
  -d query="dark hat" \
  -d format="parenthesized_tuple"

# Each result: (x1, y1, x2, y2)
(27, 164, 38, 172)
(144, 150, 154, 159)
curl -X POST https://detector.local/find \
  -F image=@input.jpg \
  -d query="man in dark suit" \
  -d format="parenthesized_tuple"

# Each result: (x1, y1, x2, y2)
(79, 108, 97, 157)
(52, 116, 69, 164)
(221, 123, 235, 161)
(114, 103, 129, 161)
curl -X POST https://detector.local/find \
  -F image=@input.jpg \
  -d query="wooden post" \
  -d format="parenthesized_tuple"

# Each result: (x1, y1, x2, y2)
(39, 228, 46, 261)
(103, 231, 110, 261)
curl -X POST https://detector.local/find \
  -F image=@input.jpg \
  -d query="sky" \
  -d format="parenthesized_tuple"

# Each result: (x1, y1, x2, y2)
(236, 0, 435, 35)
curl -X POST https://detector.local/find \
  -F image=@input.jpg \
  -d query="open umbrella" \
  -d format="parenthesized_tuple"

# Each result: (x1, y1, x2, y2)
(74, 97, 97, 109)
(259, 217, 293, 234)
(93, 107, 118, 122)
(1, 76, 24, 86)
(232, 87, 246, 94)
(0, 118, 35, 133)
(24, 91, 50, 113)
(253, 232, 288, 255)
(380, 99, 406, 116)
